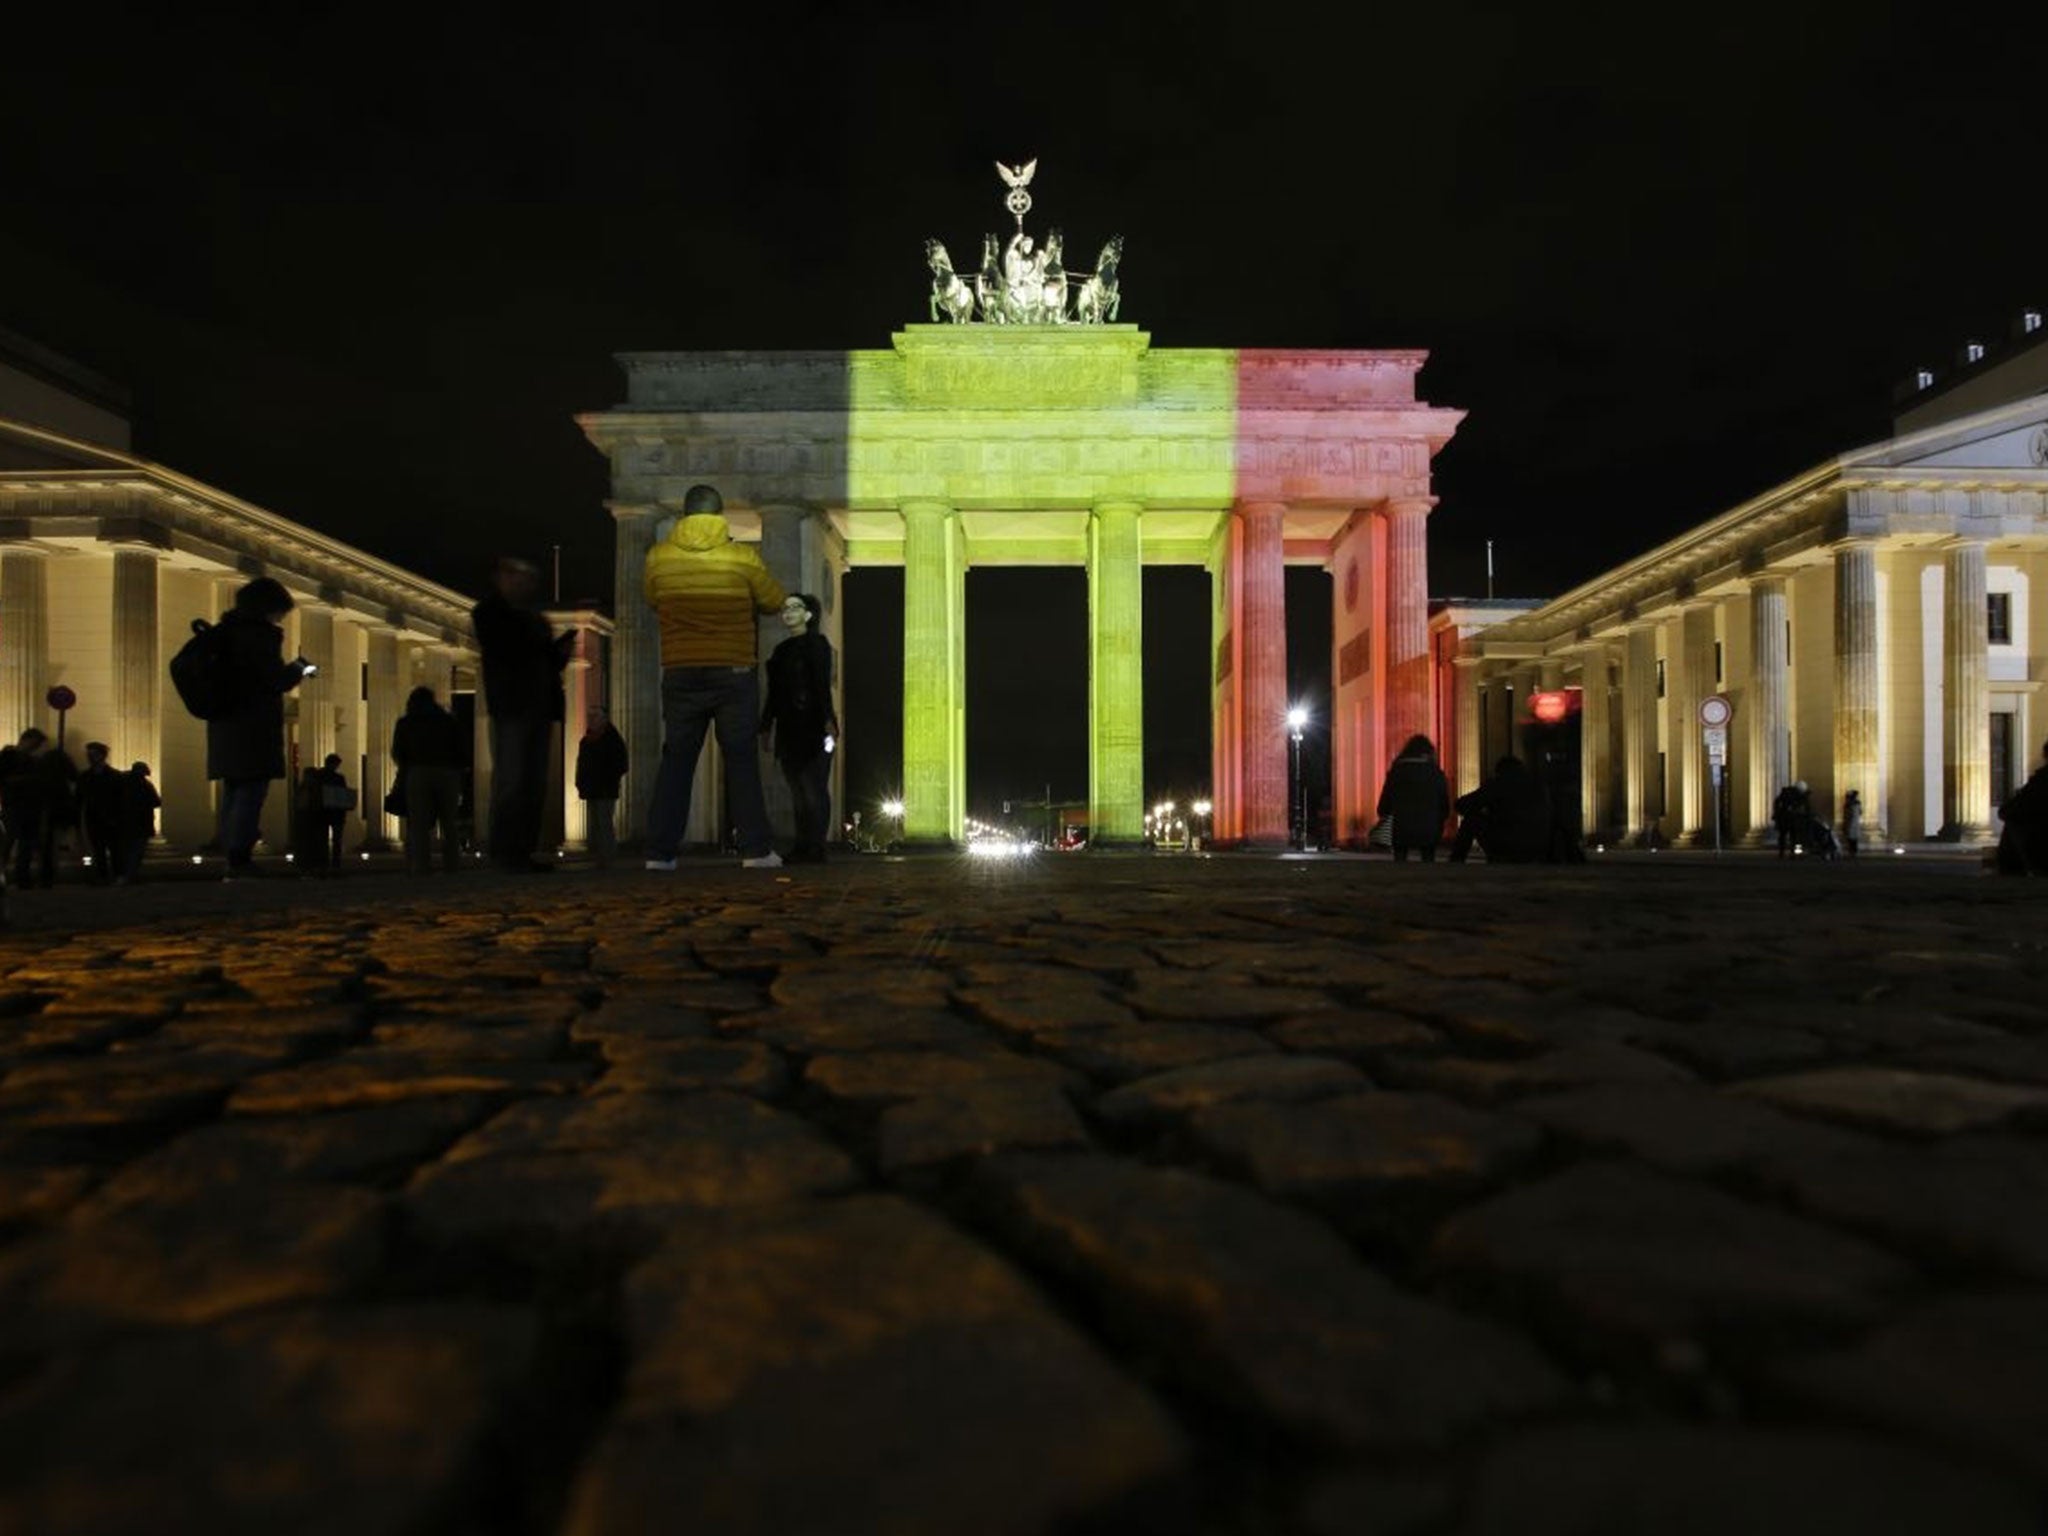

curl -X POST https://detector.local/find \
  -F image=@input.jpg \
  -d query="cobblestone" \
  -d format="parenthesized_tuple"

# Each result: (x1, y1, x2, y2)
(0, 854, 2044, 1532)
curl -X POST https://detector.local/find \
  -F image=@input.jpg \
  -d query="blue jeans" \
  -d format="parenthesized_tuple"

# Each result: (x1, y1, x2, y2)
(219, 778, 269, 865)
(647, 666, 771, 859)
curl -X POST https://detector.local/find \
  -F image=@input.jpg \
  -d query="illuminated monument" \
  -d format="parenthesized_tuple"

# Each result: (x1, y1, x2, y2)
(580, 166, 1462, 847)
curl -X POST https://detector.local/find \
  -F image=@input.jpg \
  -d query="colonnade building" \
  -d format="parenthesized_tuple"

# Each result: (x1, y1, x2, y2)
(578, 327, 1463, 849)
(1443, 389, 2048, 845)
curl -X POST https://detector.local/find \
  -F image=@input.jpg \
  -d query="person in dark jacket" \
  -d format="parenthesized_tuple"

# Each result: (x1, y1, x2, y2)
(1375, 734, 1450, 862)
(392, 685, 464, 874)
(78, 741, 125, 883)
(1997, 739, 2048, 875)
(207, 577, 310, 878)
(574, 706, 629, 869)
(0, 727, 76, 888)
(118, 762, 160, 883)
(472, 557, 571, 873)
(1449, 755, 1553, 864)
(315, 753, 354, 869)
(1772, 780, 1812, 860)
(759, 593, 839, 863)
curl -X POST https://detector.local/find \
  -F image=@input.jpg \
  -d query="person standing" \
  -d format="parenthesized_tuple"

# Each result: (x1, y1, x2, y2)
(0, 728, 75, 888)
(1375, 734, 1450, 863)
(760, 593, 839, 863)
(1997, 739, 2048, 875)
(1841, 789, 1864, 858)
(208, 577, 310, 879)
(392, 685, 463, 875)
(78, 741, 125, 883)
(1772, 780, 1812, 860)
(574, 706, 629, 869)
(316, 753, 355, 870)
(641, 485, 787, 871)
(472, 556, 571, 874)
(118, 762, 160, 883)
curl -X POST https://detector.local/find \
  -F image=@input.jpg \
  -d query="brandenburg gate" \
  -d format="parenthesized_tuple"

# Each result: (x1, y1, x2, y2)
(579, 165, 1462, 848)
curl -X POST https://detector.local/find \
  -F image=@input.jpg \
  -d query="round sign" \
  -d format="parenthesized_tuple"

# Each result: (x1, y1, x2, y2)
(1698, 694, 1733, 729)
(45, 685, 76, 712)
(1530, 690, 1571, 724)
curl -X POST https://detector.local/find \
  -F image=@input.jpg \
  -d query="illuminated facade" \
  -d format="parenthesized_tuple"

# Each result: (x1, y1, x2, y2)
(579, 327, 1463, 848)
(1443, 392, 2048, 845)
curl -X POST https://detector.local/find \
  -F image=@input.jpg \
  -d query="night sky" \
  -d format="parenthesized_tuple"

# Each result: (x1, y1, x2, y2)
(4, 7, 2039, 817)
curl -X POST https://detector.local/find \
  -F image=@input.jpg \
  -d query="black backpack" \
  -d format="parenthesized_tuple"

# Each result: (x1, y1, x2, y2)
(168, 618, 235, 721)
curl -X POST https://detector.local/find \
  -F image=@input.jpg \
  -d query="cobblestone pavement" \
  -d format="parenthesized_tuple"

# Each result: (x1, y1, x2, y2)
(2, 854, 2046, 1535)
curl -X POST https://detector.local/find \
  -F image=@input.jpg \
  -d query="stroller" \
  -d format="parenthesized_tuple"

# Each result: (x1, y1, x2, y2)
(1802, 814, 1840, 860)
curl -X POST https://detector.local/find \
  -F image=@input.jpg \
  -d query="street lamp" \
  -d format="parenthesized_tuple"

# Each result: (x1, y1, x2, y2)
(1286, 705, 1309, 849)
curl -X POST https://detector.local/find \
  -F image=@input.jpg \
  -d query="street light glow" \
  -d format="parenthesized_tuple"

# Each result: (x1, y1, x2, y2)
(881, 799, 905, 819)
(1286, 704, 1309, 731)
(1192, 800, 1212, 816)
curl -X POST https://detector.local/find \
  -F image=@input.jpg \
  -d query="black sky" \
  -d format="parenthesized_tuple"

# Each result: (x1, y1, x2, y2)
(3, 5, 2040, 814)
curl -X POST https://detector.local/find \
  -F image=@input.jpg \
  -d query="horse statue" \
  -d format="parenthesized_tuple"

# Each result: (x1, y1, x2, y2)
(1074, 234, 1123, 324)
(1038, 228, 1068, 323)
(975, 233, 1006, 323)
(924, 239, 976, 324)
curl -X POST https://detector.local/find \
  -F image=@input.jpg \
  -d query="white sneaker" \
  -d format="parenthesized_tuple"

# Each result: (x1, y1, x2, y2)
(643, 858, 678, 872)
(741, 852, 783, 869)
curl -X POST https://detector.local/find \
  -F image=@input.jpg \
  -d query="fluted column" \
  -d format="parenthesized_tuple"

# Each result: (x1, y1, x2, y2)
(1622, 623, 1660, 843)
(1237, 501, 1290, 846)
(1832, 542, 1885, 843)
(902, 499, 964, 845)
(1577, 645, 1613, 841)
(1677, 604, 1717, 841)
(1089, 500, 1145, 844)
(1453, 657, 1482, 800)
(109, 549, 160, 778)
(363, 628, 402, 850)
(609, 504, 662, 842)
(0, 549, 49, 745)
(1747, 577, 1791, 839)
(1942, 538, 1990, 838)
(1383, 497, 1433, 756)
(295, 607, 337, 779)
(560, 627, 598, 849)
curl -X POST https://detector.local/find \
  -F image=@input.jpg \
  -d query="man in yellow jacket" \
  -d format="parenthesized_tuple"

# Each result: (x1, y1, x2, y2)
(642, 484, 789, 869)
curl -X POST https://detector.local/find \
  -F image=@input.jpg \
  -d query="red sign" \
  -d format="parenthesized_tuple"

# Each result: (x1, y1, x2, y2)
(45, 685, 76, 712)
(1529, 690, 1571, 724)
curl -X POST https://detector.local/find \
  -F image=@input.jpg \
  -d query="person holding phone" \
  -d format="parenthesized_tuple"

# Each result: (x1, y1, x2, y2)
(206, 577, 310, 879)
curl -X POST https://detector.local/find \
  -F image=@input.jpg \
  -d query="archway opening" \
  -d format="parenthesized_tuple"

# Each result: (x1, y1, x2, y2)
(966, 568, 1087, 836)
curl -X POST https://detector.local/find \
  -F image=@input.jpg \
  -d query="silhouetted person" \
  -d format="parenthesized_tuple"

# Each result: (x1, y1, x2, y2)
(78, 741, 124, 883)
(1449, 755, 1552, 864)
(208, 577, 311, 878)
(642, 485, 787, 870)
(1773, 780, 1812, 859)
(1375, 733, 1450, 862)
(761, 592, 839, 863)
(316, 752, 354, 868)
(393, 684, 463, 874)
(119, 761, 159, 883)
(473, 556, 571, 873)
(1997, 739, 2048, 875)
(574, 705, 629, 869)
(1841, 789, 1864, 858)
(0, 728, 75, 888)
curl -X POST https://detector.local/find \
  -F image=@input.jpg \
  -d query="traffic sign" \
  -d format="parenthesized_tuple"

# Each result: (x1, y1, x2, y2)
(45, 685, 76, 712)
(1704, 724, 1728, 766)
(1699, 694, 1732, 729)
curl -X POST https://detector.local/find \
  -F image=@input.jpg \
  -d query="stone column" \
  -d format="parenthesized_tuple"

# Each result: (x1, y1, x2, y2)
(1942, 538, 1990, 838)
(295, 607, 337, 779)
(1833, 542, 1886, 844)
(1576, 645, 1614, 842)
(1623, 623, 1661, 844)
(901, 499, 964, 845)
(110, 549, 160, 779)
(1383, 498, 1432, 758)
(1089, 500, 1145, 844)
(1677, 604, 1717, 841)
(1747, 576, 1791, 839)
(1238, 501, 1290, 847)
(609, 504, 662, 843)
(0, 548, 49, 745)
(363, 628, 402, 850)
(1452, 657, 1482, 800)
(560, 627, 598, 850)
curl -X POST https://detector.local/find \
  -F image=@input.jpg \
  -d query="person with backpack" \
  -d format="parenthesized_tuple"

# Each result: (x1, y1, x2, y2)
(203, 577, 312, 878)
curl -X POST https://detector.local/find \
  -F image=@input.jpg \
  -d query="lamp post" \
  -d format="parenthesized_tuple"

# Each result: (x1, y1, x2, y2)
(1191, 798, 1212, 851)
(1286, 705, 1308, 850)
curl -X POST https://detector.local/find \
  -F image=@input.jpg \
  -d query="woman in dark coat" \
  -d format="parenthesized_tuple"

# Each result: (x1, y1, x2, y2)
(206, 577, 309, 876)
(392, 685, 464, 875)
(1376, 734, 1451, 862)
(760, 593, 839, 863)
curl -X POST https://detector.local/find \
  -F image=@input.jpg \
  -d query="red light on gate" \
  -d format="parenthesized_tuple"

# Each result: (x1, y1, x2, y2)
(1530, 690, 1571, 724)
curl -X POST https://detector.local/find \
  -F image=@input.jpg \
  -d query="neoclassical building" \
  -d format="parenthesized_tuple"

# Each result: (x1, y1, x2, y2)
(578, 328, 1463, 848)
(1443, 390, 2048, 845)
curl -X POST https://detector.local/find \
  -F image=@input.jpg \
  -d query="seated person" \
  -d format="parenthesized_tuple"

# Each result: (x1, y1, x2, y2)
(1449, 755, 1553, 864)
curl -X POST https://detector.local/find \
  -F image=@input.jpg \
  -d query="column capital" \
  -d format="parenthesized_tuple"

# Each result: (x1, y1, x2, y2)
(1381, 495, 1437, 518)
(1939, 534, 1988, 555)
(1090, 498, 1144, 518)
(899, 497, 954, 522)
(604, 501, 663, 523)
(1232, 499, 1287, 524)
(1747, 572, 1787, 597)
